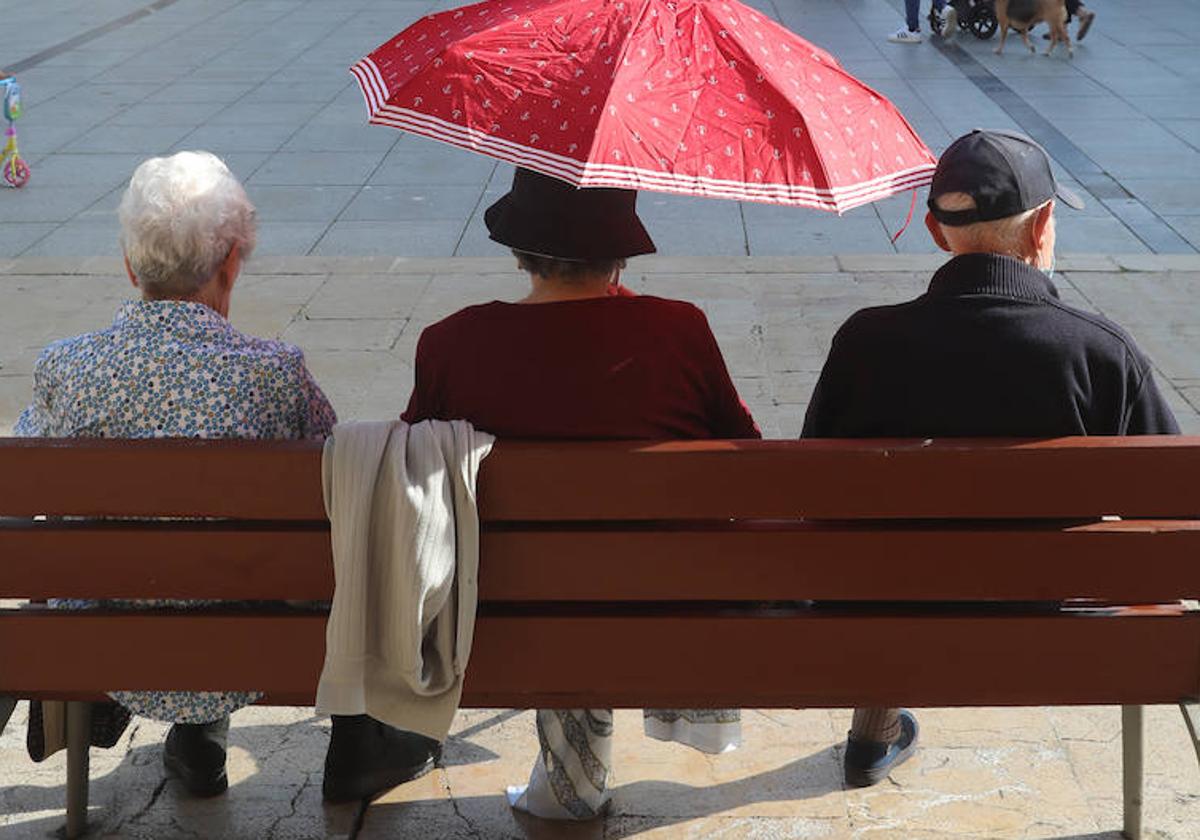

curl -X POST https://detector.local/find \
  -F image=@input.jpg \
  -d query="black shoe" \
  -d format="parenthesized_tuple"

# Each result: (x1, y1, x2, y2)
(163, 718, 229, 797)
(322, 715, 442, 803)
(843, 709, 919, 788)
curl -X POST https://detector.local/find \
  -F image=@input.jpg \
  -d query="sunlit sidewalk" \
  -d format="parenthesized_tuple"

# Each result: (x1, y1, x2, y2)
(1, 254, 1199, 838)
(2, 703, 1199, 838)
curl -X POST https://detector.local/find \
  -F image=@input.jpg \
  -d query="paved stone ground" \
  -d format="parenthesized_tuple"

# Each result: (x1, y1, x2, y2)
(1, 254, 1199, 837)
(1, 0, 1199, 257)
(2, 0, 1200, 836)
(2, 704, 1199, 839)
(0, 253, 1198, 435)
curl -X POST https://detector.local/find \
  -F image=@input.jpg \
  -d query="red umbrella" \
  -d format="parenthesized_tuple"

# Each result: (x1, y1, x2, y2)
(351, 0, 936, 212)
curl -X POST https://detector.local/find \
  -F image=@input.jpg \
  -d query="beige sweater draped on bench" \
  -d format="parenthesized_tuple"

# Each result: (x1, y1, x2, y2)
(315, 420, 494, 741)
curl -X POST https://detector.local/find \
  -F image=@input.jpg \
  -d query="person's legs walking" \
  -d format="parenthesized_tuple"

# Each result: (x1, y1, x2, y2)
(905, 0, 921, 31)
(1074, 2, 1096, 39)
(1047, 0, 1095, 40)
(888, 0, 925, 42)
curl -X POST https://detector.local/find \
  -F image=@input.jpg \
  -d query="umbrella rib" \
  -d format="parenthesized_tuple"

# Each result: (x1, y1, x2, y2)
(582, 0, 657, 181)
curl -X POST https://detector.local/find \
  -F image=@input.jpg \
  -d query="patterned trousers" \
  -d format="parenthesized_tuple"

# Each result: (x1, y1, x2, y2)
(507, 708, 741, 819)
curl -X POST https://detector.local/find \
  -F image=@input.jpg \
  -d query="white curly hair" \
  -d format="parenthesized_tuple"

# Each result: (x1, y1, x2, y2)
(119, 151, 256, 297)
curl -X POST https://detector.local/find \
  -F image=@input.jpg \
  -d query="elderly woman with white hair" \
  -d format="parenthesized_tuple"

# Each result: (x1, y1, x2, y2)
(15, 151, 338, 796)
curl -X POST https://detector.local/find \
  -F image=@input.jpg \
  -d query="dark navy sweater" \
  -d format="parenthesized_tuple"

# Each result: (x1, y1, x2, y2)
(802, 253, 1179, 438)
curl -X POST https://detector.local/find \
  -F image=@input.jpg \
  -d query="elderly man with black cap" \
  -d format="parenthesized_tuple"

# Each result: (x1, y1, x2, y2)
(802, 129, 1178, 788)
(401, 167, 759, 818)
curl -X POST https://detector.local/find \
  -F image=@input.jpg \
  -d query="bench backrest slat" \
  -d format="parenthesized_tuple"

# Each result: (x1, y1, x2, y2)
(478, 438, 1200, 520)
(4, 521, 1198, 602)
(0, 438, 326, 519)
(3, 437, 1199, 520)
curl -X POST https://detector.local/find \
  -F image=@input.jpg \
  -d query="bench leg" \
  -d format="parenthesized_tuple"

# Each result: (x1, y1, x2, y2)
(1121, 704, 1144, 840)
(65, 701, 92, 840)
(0, 697, 15, 736)
(1181, 702, 1200, 768)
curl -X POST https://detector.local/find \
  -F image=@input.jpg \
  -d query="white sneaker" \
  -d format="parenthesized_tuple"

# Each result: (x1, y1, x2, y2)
(887, 26, 923, 43)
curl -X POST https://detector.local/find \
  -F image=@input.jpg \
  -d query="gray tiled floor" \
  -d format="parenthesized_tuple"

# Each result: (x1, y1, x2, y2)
(1, 0, 1198, 257)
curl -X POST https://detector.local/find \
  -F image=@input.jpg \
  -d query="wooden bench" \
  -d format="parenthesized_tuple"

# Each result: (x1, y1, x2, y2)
(1, 436, 1198, 839)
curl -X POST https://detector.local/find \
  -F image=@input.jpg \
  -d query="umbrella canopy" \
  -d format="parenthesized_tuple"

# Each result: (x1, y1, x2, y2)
(352, 0, 936, 212)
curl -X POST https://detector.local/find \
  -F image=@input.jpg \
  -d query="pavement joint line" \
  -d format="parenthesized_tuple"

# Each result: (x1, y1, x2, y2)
(737, 201, 751, 257)
(932, 39, 1197, 255)
(5, 0, 185, 74)
(452, 159, 500, 257)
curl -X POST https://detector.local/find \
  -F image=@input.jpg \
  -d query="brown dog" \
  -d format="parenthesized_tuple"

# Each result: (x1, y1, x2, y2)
(994, 0, 1072, 57)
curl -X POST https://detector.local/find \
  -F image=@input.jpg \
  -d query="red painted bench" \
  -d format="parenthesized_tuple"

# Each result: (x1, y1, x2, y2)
(1, 436, 1198, 838)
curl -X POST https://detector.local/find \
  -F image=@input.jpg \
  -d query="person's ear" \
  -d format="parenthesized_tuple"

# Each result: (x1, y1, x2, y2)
(925, 211, 951, 252)
(124, 255, 139, 289)
(1031, 200, 1055, 254)
(218, 244, 242, 294)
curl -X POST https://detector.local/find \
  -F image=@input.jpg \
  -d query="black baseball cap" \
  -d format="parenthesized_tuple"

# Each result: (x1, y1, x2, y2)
(485, 168, 655, 261)
(927, 129, 1084, 226)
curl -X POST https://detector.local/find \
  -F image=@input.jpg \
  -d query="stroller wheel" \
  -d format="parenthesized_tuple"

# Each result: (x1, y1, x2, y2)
(4, 157, 30, 188)
(969, 3, 998, 38)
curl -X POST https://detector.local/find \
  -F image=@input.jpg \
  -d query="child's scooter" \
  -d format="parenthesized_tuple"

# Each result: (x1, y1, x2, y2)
(1, 73, 30, 188)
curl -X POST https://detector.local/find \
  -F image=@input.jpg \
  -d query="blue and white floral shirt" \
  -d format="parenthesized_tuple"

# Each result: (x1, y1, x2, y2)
(17, 299, 335, 441)
(16, 299, 336, 723)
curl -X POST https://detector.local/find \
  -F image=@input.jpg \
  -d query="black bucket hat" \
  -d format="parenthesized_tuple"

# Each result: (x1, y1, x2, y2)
(928, 129, 1084, 226)
(484, 168, 656, 260)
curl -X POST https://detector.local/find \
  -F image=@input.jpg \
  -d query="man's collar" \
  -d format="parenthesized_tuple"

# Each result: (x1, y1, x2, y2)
(927, 253, 1060, 302)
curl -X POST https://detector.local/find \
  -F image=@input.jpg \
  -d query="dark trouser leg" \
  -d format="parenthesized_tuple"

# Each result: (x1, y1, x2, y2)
(905, 0, 921, 31)
(850, 707, 902, 744)
(844, 708, 920, 788)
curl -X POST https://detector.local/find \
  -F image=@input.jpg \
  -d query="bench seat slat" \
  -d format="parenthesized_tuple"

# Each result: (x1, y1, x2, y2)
(3, 437, 1200, 520)
(2, 611, 1197, 707)
(4, 521, 1198, 602)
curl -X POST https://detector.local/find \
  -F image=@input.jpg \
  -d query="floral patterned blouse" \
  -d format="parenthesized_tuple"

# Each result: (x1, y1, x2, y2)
(16, 299, 336, 723)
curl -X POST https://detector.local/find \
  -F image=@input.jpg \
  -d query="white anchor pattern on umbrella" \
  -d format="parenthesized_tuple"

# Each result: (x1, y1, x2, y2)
(351, 0, 935, 211)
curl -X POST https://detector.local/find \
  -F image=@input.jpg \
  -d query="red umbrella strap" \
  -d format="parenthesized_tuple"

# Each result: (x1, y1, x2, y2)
(890, 189, 919, 245)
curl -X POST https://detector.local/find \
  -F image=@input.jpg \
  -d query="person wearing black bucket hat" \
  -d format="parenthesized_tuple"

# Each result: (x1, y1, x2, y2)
(484, 166, 656, 263)
(400, 167, 758, 819)
(802, 129, 1178, 789)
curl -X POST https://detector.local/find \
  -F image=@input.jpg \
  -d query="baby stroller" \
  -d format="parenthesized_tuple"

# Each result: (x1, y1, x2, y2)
(933, 0, 999, 39)
(1, 73, 29, 188)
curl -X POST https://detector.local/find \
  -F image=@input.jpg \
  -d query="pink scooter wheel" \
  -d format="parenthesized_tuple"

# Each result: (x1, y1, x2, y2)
(4, 157, 29, 188)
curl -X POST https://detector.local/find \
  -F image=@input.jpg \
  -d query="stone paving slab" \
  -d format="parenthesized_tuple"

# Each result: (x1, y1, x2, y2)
(3, 0, 1200, 257)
